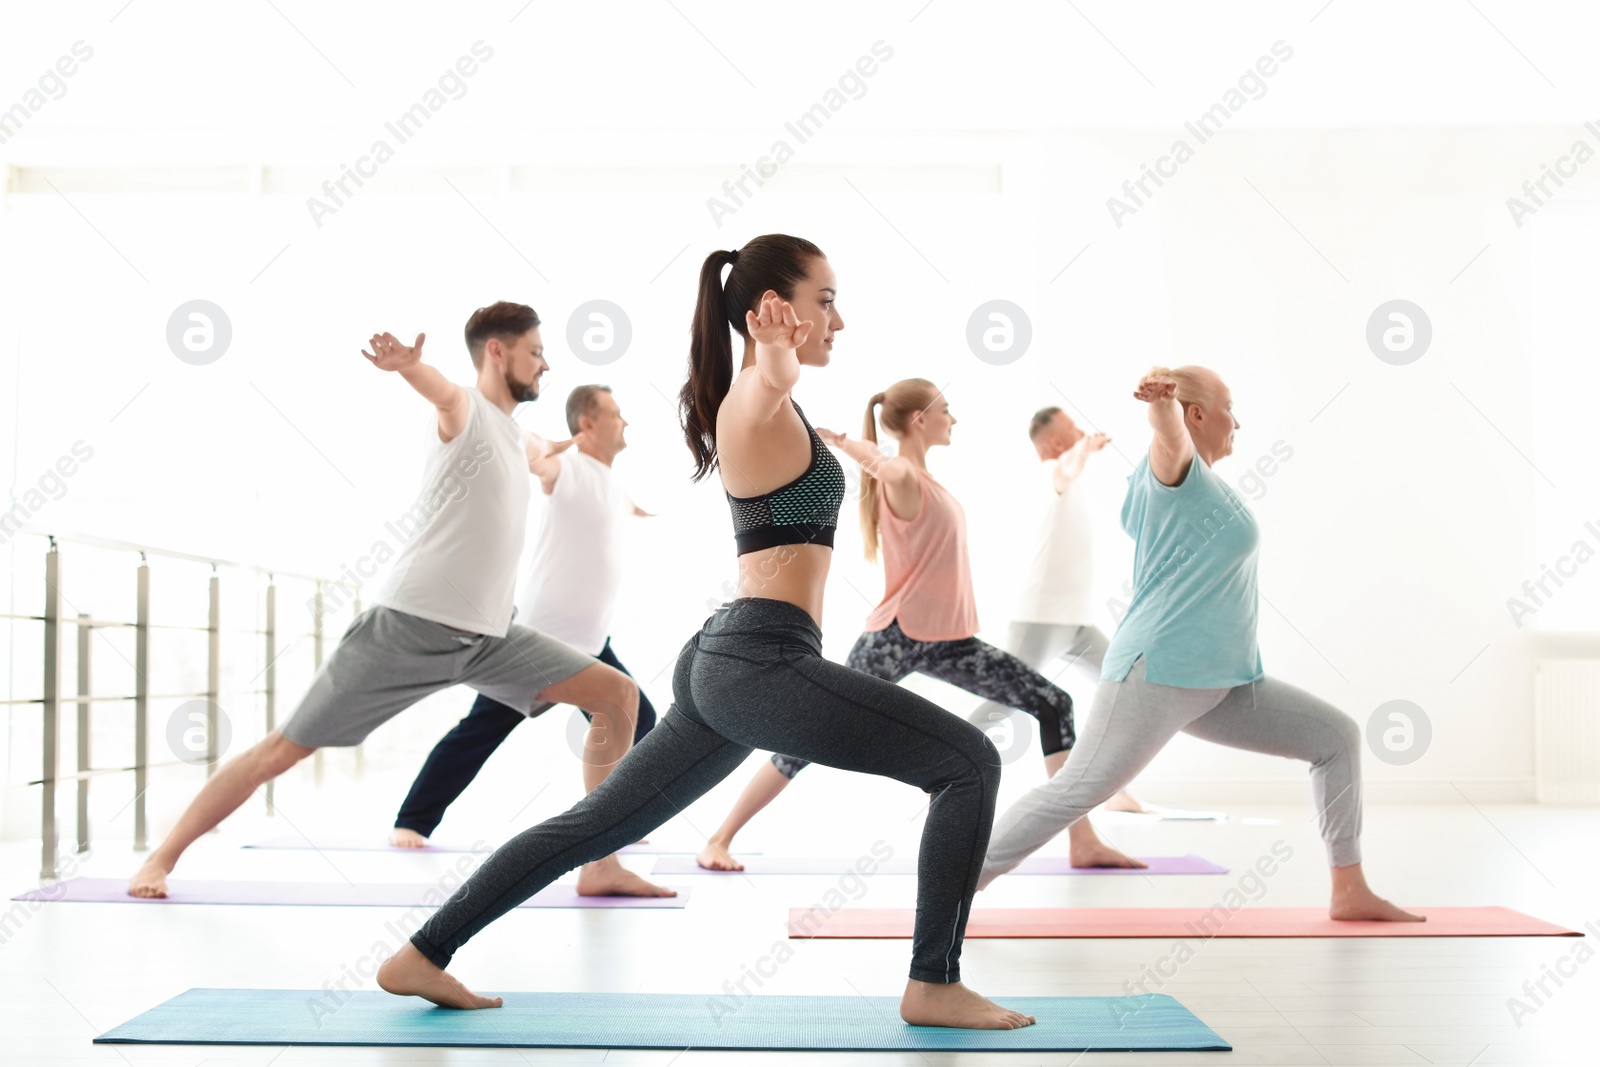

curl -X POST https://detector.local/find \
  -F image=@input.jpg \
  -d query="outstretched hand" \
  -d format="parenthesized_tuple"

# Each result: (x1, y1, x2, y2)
(746, 291, 813, 352)
(814, 426, 846, 447)
(1133, 373, 1177, 404)
(1080, 431, 1112, 453)
(364, 332, 426, 373)
(530, 430, 583, 459)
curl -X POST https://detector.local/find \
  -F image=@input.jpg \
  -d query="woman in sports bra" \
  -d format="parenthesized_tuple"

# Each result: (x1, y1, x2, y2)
(696, 378, 1143, 874)
(377, 235, 1036, 1031)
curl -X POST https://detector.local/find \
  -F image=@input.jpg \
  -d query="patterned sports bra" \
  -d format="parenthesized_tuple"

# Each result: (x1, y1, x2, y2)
(726, 399, 847, 555)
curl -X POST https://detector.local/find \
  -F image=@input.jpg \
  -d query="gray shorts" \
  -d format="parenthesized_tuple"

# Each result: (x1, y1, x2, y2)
(279, 606, 597, 748)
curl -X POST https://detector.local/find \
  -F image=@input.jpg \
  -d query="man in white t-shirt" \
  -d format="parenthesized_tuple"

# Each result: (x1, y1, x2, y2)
(390, 385, 657, 846)
(130, 305, 671, 900)
(969, 406, 1144, 811)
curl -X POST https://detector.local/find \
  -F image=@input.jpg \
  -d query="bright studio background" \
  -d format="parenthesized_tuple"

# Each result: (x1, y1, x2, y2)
(1, 1, 1597, 848)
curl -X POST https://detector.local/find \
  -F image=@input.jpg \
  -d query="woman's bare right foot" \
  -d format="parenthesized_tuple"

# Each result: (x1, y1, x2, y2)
(1330, 887, 1426, 922)
(389, 828, 429, 849)
(900, 979, 1035, 1029)
(1328, 862, 1426, 922)
(377, 943, 502, 1009)
(128, 857, 172, 898)
(696, 840, 745, 871)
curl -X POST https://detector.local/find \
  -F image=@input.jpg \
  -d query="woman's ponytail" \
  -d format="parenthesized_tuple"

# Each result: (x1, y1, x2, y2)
(680, 249, 740, 481)
(678, 234, 825, 482)
(859, 393, 887, 561)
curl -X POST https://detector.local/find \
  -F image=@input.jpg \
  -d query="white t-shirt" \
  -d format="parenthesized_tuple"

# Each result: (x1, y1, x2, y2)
(1013, 457, 1096, 626)
(372, 387, 531, 636)
(516, 448, 634, 655)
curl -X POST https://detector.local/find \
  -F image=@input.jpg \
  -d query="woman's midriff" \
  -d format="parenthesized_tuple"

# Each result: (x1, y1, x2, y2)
(733, 543, 832, 628)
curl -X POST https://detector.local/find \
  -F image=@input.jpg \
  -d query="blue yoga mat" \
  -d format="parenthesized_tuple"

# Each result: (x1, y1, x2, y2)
(96, 988, 1230, 1051)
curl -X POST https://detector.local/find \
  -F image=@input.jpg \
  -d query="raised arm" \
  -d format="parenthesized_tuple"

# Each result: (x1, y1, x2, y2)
(363, 332, 470, 443)
(735, 291, 811, 425)
(816, 427, 920, 520)
(1051, 432, 1111, 495)
(1133, 371, 1193, 487)
(525, 431, 579, 495)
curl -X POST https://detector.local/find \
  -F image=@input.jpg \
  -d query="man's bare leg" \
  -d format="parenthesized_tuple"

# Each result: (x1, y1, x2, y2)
(697, 759, 792, 870)
(535, 663, 673, 897)
(1330, 862, 1425, 922)
(128, 731, 315, 897)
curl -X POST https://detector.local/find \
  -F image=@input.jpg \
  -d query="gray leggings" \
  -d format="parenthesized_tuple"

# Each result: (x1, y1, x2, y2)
(979, 655, 1363, 887)
(410, 597, 1002, 985)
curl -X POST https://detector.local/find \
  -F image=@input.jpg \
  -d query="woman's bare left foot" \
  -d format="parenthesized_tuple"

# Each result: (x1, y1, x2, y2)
(576, 855, 677, 897)
(389, 828, 428, 849)
(1070, 841, 1148, 868)
(696, 840, 745, 871)
(1330, 888, 1426, 922)
(900, 979, 1035, 1029)
(376, 943, 502, 1009)
(1102, 791, 1148, 813)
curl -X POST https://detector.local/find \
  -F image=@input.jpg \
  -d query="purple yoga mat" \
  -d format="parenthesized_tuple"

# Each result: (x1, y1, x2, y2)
(13, 878, 688, 908)
(241, 836, 687, 856)
(652, 854, 1227, 876)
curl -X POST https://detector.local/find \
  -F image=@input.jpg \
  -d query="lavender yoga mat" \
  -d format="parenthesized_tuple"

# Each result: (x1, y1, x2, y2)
(242, 836, 691, 856)
(13, 877, 687, 908)
(652, 854, 1226, 876)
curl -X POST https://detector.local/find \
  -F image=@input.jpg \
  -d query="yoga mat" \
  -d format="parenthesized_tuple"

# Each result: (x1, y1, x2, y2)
(789, 905, 1582, 939)
(653, 854, 1226, 876)
(243, 836, 687, 855)
(95, 988, 1230, 1051)
(14, 878, 686, 909)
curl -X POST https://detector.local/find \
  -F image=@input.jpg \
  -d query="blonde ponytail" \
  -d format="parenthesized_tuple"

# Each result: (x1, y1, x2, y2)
(858, 379, 942, 563)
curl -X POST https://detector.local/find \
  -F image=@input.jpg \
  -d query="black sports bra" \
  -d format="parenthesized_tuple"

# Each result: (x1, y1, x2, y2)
(726, 400, 847, 555)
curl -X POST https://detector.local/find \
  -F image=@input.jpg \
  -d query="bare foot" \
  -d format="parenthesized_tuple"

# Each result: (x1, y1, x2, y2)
(900, 979, 1035, 1029)
(696, 840, 745, 871)
(128, 856, 172, 898)
(1330, 888, 1426, 922)
(575, 854, 677, 897)
(389, 827, 429, 849)
(376, 942, 502, 1009)
(1070, 841, 1148, 869)
(1102, 791, 1148, 813)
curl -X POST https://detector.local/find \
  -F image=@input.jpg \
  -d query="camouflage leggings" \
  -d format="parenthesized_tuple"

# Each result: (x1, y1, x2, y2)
(769, 618, 1075, 779)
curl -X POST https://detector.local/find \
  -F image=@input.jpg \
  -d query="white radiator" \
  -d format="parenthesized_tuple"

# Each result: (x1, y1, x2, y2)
(1535, 660, 1600, 803)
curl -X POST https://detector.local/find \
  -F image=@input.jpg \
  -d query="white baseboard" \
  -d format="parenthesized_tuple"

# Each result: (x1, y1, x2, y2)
(1124, 777, 1540, 806)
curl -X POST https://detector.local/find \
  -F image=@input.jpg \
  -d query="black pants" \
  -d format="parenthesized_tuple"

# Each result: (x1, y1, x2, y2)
(393, 638, 658, 838)
(410, 598, 1001, 984)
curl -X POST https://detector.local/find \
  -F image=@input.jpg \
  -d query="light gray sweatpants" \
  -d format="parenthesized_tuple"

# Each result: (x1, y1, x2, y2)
(979, 655, 1363, 887)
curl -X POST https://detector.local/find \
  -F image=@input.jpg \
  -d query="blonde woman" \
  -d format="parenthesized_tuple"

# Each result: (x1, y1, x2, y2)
(697, 379, 1140, 874)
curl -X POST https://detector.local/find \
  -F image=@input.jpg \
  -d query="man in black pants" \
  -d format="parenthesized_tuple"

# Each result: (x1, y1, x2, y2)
(390, 385, 657, 846)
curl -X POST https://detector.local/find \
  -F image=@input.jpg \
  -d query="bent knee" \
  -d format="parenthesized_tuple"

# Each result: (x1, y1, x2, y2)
(261, 731, 315, 770)
(970, 732, 1003, 785)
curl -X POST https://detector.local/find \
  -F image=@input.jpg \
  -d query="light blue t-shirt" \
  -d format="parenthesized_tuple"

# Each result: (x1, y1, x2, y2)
(1102, 452, 1264, 688)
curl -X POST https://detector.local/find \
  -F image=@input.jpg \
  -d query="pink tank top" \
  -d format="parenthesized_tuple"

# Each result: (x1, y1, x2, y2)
(863, 466, 979, 642)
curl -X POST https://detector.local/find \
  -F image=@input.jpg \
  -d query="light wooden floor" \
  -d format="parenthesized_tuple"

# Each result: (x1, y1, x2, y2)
(3, 752, 1597, 1065)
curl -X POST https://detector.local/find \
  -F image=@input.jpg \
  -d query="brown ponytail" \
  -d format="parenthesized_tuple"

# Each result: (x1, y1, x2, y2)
(679, 234, 825, 482)
(858, 378, 942, 563)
